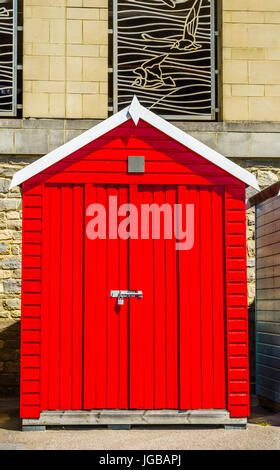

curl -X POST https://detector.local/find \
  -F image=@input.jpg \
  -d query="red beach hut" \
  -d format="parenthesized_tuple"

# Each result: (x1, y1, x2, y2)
(10, 96, 259, 430)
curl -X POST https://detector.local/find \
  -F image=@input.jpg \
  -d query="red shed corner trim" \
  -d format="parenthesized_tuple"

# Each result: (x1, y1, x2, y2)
(10, 96, 260, 191)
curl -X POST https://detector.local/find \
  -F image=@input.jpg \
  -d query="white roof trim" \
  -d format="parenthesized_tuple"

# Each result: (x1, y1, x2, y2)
(10, 105, 130, 189)
(10, 96, 260, 191)
(128, 95, 142, 125)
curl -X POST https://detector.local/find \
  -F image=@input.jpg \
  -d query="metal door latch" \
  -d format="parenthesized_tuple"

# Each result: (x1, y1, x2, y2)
(110, 290, 143, 305)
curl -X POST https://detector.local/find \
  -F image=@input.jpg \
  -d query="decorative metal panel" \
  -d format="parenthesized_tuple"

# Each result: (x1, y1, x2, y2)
(113, 0, 216, 119)
(0, 0, 17, 116)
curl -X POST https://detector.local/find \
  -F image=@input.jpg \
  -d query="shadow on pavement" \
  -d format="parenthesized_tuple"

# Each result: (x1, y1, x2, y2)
(0, 395, 279, 432)
(0, 398, 20, 431)
(249, 395, 280, 427)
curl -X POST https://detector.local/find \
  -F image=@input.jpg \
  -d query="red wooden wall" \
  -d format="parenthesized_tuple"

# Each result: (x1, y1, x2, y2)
(225, 186, 250, 418)
(21, 184, 42, 417)
(20, 118, 250, 418)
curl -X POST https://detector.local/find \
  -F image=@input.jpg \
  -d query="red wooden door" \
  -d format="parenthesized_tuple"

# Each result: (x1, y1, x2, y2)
(83, 184, 130, 409)
(41, 183, 226, 411)
(83, 183, 226, 410)
(41, 183, 84, 411)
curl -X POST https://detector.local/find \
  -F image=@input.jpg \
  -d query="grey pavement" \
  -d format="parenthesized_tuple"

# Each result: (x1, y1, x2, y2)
(0, 397, 279, 450)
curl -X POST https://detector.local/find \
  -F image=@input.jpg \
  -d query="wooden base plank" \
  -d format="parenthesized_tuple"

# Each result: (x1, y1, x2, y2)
(22, 410, 247, 428)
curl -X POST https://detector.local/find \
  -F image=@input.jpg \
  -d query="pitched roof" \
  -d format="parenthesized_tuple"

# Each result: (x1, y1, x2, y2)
(10, 96, 260, 190)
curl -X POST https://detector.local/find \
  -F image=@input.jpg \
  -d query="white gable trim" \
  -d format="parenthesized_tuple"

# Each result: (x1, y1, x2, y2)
(129, 98, 259, 191)
(10, 96, 260, 191)
(10, 105, 131, 189)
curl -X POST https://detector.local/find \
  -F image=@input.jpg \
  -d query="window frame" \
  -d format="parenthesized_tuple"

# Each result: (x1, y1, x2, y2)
(0, 0, 20, 117)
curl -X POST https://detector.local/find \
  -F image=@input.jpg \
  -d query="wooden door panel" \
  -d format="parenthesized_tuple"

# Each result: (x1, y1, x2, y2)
(178, 186, 226, 410)
(41, 184, 84, 411)
(83, 184, 129, 409)
(129, 185, 179, 409)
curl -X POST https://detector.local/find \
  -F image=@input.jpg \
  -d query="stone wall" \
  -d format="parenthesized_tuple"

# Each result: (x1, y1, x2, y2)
(23, 0, 108, 119)
(0, 119, 279, 396)
(0, 156, 30, 397)
(223, 0, 280, 121)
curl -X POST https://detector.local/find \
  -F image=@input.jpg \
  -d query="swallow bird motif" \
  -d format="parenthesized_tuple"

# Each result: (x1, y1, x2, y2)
(133, 54, 176, 89)
(116, 0, 213, 118)
(142, 0, 202, 52)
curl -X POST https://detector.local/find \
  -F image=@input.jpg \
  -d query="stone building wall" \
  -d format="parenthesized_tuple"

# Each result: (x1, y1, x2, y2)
(23, 0, 108, 119)
(0, 119, 279, 395)
(22, 1, 280, 121)
(223, 0, 280, 121)
(0, 157, 27, 396)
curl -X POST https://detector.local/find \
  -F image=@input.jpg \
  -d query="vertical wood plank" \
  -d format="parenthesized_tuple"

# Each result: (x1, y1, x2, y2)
(107, 185, 119, 408)
(178, 185, 191, 410)
(40, 184, 50, 411)
(118, 185, 129, 409)
(59, 184, 73, 409)
(83, 183, 97, 409)
(153, 185, 167, 409)
(212, 186, 226, 409)
(95, 185, 108, 408)
(129, 184, 144, 409)
(142, 186, 154, 409)
(72, 184, 84, 409)
(189, 187, 202, 409)
(165, 186, 178, 409)
(200, 187, 214, 409)
(48, 185, 61, 410)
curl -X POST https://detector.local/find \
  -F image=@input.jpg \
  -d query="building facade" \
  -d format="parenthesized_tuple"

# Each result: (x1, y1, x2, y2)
(1, 0, 280, 395)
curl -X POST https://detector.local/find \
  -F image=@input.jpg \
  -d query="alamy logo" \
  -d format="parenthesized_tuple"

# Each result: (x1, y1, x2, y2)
(86, 196, 194, 251)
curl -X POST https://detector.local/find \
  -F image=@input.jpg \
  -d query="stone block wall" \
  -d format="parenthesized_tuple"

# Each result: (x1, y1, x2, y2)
(0, 157, 27, 397)
(223, 0, 280, 120)
(23, 0, 108, 119)
(22, 1, 280, 121)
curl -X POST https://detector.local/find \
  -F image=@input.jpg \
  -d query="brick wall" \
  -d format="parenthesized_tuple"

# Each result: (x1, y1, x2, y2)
(223, 0, 280, 121)
(23, 0, 108, 119)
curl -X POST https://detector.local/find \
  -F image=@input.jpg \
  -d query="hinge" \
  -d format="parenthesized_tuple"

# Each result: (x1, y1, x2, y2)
(215, 69, 219, 75)
(17, 26, 23, 31)
(215, 31, 219, 37)
(17, 65, 23, 70)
